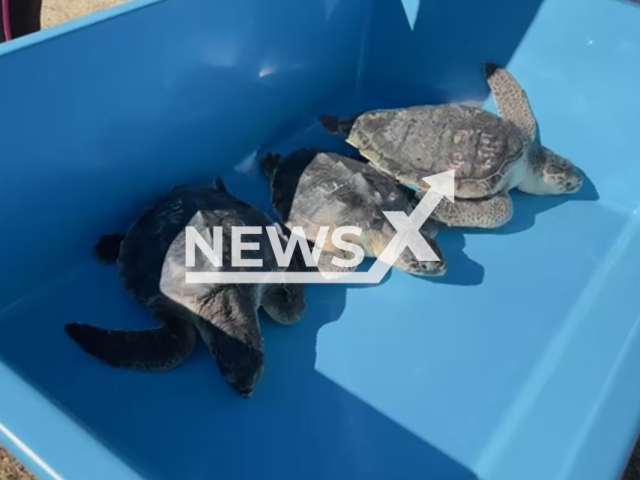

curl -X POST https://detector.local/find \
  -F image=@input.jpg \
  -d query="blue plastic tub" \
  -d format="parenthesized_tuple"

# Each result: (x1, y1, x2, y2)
(1, 0, 640, 479)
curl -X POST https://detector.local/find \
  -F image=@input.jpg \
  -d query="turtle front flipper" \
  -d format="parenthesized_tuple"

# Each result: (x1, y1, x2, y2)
(262, 283, 306, 326)
(261, 236, 307, 325)
(433, 193, 513, 229)
(65, 313, 198, 371)
(483, 62, 537, 142)
(93, 233, 126, 264)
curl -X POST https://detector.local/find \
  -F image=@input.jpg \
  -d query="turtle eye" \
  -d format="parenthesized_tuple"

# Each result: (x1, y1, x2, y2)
(545, 165, 564, 175)
(369, 217, 386, 231)
(275, 285, 293, 305)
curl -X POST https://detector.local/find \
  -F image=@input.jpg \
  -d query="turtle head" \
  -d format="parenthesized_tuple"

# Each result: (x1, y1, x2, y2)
(221, 355, 265, 398)
(395, 234, 448, 277)
(367, 222, 447, 277)
(197, 289, 266, 398)
(213, 335, 264, 398)
(522, 146, 584, 195)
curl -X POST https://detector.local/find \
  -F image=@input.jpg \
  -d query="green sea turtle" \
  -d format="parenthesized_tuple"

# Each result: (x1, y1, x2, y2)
(65, 179, 306, 398)
(260, 149, 447, 277)
(318, 62, 584, 229)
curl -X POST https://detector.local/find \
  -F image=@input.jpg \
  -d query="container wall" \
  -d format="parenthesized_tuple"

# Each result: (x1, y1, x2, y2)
(0, 0, 368, 309)
(1, 1, 640, 480)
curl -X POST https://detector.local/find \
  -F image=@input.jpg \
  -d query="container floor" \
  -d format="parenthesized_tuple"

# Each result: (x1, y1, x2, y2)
(0, 90, 636, 480)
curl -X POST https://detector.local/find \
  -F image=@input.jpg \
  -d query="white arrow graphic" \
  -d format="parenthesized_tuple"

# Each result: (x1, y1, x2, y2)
(185, 170, 455, 284)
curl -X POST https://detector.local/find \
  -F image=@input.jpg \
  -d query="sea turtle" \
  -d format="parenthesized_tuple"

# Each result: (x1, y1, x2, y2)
(318, 62, 584, 229)
(65, 179, 306, 398)
(260, 149, 447, 277)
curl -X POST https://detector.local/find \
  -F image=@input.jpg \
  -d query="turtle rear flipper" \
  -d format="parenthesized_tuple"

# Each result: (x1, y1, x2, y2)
(65, 316, 198, 371)
(318, 113, 359, 135)
(259, 152, 282, 180)
(316, 249, 359, 275)
(214, 177, 228, 193)
(93, 233, 125, 264)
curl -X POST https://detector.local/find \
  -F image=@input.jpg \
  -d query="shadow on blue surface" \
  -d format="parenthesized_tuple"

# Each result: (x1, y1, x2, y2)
(0, 263, 478, 480)
(363, 0, 549, 105)
(456, 176, 600, 237)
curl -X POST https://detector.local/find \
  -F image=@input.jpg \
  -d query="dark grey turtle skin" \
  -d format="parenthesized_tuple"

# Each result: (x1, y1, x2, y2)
(260, 149, 447, 277)
(318, 62, 584, 229)
(65, 179, 306, 398)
